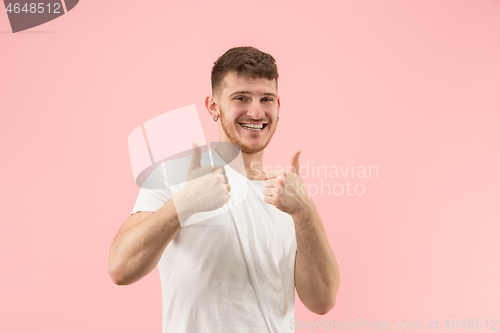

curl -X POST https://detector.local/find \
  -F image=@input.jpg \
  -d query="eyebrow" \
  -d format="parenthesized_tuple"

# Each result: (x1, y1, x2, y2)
(228, 91, 278, 98)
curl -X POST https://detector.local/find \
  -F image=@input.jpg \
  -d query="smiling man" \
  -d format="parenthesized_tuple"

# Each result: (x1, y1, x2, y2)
(108, 46, 339, 333)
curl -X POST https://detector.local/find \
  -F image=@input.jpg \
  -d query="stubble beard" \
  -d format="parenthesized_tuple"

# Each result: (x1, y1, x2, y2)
(219, 107, 277, 154)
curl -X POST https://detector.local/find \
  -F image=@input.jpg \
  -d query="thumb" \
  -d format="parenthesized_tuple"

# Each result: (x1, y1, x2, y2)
(290, 149, 302, 176)
(188, 142, 202, 172)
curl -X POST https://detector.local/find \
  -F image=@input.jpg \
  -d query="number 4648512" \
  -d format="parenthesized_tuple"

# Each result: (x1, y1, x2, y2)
(444, 319, 498, 330)
(5, 3, 62, 14)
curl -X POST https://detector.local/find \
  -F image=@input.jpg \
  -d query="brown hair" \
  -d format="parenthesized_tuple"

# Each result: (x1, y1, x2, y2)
(211, 46, 279, 97)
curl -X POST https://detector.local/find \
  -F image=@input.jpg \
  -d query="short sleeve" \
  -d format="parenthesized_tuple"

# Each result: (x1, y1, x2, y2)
(130, 186, 172, 216)
(130, 162, 173, 216)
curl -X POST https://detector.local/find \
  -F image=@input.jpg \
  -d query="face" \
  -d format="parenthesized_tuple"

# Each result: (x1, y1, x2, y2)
(214, 72, 280, 154)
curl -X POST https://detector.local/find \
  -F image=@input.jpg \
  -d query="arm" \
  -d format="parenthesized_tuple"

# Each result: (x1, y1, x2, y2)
(108, 143, 230, 285)
(293, 202, 339, 315)
(264, 149, 339, 315)
(108, 197, 186, 285)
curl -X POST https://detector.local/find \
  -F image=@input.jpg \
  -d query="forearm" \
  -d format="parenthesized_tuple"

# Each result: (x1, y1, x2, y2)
(294, 203, 339, 315)
(108, 197, 187, 285)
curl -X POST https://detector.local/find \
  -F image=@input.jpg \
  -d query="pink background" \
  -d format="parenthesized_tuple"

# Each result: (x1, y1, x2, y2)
(1, 1, 499, 332)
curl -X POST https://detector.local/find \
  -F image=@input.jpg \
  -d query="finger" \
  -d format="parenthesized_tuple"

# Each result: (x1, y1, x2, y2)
(188, 142, 202, 172)
(290, 149, 302, 175)
(213, 165, 228, 183)
(264, 178, 279, 188)
(263, 187, 275, 196)
(265, 169, 285, 179)
(225, 183, 231, 193)
(264, 195, 276, 206)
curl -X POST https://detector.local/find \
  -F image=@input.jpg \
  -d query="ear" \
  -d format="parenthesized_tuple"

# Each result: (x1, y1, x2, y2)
(277, 96, 280, 117)
(205, 95, 218, 117)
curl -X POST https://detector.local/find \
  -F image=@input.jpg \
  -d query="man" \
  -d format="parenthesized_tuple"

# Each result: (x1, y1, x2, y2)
(108, 46, 339, 332)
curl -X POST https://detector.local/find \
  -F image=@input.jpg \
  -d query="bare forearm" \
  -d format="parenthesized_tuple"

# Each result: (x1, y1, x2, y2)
(294, 204, 339, 315)
(108, 198, 185, 285)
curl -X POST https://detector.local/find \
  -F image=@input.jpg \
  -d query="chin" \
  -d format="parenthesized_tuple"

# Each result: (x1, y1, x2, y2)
(237, 139, 271, 154)
(239, 145, 265, 154)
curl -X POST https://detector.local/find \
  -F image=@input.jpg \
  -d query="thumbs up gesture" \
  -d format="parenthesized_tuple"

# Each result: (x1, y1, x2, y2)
(174, 143, 231, 217)
(264, 150, 312, 216)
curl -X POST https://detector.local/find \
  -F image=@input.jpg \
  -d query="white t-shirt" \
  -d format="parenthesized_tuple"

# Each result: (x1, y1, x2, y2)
(130, 150, 297, 333)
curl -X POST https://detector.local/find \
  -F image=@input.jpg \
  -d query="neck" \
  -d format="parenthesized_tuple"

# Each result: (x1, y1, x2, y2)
(241, 150, 266, 181)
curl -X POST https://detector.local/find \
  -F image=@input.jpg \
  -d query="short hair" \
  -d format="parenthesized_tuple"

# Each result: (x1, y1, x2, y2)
(211, 46, 279, 97)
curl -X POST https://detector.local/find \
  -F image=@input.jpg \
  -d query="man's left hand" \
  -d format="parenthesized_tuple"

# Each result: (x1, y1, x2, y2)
(264, 149, 312, 217)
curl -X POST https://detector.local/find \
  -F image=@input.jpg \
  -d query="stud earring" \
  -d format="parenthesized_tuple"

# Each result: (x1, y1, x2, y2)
(213, 114, 219, 122)
(278, 116, 280, 122)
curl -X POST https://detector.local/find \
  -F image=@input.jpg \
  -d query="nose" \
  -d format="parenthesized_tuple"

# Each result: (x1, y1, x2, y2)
(246, 99, 265, 120)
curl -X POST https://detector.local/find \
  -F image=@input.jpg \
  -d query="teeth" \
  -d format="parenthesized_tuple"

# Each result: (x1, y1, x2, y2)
(240, 123, 264, 130)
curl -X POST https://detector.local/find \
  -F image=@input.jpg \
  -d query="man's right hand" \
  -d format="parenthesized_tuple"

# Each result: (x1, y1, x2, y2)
(173, 143, 231, 219)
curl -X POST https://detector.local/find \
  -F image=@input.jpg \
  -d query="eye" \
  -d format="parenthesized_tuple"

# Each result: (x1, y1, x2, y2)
(262, 97, 274, 102)
(234, 96, 247, 101)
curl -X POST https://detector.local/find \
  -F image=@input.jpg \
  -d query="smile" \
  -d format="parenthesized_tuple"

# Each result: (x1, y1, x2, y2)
(238, 123, 268, 131)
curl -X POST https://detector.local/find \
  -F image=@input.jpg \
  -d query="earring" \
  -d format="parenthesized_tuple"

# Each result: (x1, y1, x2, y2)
(278, 116, 280, 122)
(213, 114, 219, 122)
